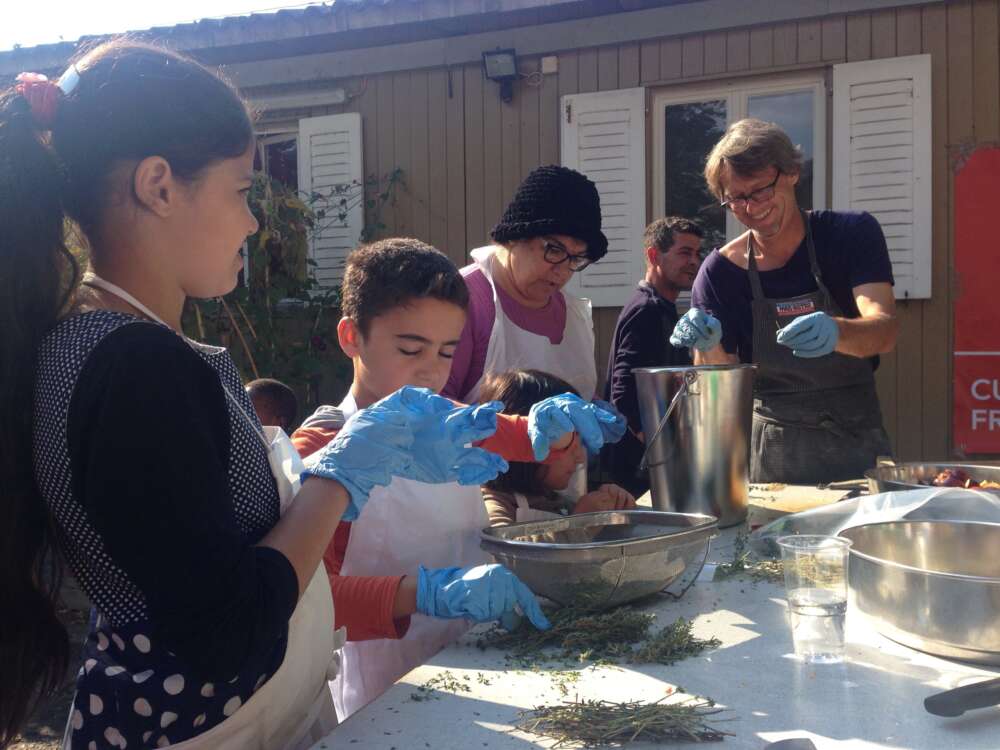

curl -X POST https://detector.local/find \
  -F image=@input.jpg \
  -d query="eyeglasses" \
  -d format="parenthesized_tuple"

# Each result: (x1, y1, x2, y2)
(720, 171, 782, 212)
(543, 241, 591, 272)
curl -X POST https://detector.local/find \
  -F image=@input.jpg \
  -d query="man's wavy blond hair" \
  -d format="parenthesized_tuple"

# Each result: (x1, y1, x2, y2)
(704, 118, 803, 201)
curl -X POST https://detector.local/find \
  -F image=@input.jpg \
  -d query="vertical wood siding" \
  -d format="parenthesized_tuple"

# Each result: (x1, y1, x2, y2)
(282, 0, 996, 459)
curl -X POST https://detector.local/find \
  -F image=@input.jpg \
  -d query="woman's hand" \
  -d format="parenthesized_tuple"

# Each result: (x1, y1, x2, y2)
(573, 484, 636, 514)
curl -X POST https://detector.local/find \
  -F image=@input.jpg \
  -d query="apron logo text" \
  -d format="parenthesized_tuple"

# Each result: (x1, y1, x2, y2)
(775, 299, 816, 317)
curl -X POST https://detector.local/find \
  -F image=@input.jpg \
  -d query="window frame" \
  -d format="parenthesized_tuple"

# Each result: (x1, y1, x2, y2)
(651, 72, 827, 244)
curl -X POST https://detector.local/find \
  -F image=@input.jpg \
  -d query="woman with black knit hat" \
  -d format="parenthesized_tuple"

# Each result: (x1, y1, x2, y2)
(443, 165, 608, 403)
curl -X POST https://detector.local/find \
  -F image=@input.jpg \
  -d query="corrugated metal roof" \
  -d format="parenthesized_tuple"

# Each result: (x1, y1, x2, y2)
(0, 0, 435, 66)
(0, 0, 673, 75)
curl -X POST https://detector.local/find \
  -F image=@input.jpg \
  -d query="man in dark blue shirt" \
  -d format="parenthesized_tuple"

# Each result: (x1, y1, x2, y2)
(673, 118, 898, 484)
(603, 217, 703, 495)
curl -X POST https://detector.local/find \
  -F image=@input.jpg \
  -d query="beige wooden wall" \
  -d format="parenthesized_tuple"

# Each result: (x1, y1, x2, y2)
(280, 0, 1000, 461)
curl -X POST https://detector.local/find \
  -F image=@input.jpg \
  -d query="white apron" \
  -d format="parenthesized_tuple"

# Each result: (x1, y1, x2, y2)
(330, 392, 491, 720)
(76, 276, 343, 750)
(514, 492, 564, 523)
(462, 246, 598, 402)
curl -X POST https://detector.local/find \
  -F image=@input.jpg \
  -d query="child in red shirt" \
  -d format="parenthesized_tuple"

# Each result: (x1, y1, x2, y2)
(293, 238, 623, 718)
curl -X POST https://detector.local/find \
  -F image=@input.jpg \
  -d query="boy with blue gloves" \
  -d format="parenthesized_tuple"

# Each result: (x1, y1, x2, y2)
(298, 238, 624, 718)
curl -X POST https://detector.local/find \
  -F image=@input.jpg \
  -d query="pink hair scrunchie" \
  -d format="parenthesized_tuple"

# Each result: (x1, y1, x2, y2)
(15, 73, 62, 130)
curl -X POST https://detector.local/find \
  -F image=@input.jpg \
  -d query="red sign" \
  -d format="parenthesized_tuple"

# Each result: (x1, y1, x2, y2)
(953, 147, 1000, 455)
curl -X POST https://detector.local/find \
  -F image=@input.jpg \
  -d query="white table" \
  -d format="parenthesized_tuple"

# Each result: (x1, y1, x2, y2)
(312, 528, 1000, 750)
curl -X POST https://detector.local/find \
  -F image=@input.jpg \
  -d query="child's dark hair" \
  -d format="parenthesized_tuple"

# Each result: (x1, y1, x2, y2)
(341, 238, 468, 336)
(247, 378, 299, 431)
(0, 40, 254, 744)
(481, 369, 579, 495)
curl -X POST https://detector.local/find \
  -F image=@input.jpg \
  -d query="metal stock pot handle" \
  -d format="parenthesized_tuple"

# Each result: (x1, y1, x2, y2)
(639, 370, 698, 471)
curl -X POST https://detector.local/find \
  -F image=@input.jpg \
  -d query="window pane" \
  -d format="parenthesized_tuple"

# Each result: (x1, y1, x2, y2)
(663, 99, 728, 252)
(747, 90, 814, 209)
(265, 139, 299, 190)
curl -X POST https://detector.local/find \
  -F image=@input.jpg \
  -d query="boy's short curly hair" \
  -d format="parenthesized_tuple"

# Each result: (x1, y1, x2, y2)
(341, 238, 469, 336)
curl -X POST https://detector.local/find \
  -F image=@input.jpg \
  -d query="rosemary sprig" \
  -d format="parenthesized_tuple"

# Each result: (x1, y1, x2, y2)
(630, 617, 722, 665)
(477, 604, 654, 666)
(714, 527, 784, 584)
(517, 695, 731, 747)
(477, 600, 722, 669)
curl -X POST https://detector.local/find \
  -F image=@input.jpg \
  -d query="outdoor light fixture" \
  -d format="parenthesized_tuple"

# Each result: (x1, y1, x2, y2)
(482, 48, 518, 103)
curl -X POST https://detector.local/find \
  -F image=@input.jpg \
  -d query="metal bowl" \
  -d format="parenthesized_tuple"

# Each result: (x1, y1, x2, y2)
(865, 462, 1000, 495)
(840, 520, 1000, 664)
(480, 510, 718, 610)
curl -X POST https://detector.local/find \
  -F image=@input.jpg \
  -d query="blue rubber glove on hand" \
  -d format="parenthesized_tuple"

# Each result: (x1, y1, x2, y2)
(303, 402, 415, 521)
(591, 399, 628, 446)
(670, 308, 723, 351)
(305, 387, 509, 518)
(416, 564, 551, 630)
(776, 312, 840, 358)
(528, 394, 627, 460)
(400, 391, 509, 485)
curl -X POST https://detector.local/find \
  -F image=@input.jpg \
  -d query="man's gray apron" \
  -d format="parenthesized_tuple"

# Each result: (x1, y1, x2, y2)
(748, 211, 892, 484)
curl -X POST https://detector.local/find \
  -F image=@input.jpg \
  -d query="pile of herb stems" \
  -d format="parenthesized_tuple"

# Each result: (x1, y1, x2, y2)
(478, 601, 720, 668)
(518, 696, 731, 747)
(714, 526, 784, 583)
(478, 603, 654, 664)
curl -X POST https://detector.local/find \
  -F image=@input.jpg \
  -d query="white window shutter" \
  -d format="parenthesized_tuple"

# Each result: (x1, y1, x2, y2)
(297, 113, 364, 289)
(833, 54, 932, 299)
(560, 87, 646, 308)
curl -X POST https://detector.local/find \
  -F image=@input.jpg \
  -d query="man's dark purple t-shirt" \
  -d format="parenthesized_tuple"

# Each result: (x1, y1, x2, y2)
(690, 210, 894, 364)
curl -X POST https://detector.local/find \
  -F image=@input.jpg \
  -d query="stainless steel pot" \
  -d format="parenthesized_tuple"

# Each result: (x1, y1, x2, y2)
(840, 520, 1000, 664)
(634, 365, 755, 527)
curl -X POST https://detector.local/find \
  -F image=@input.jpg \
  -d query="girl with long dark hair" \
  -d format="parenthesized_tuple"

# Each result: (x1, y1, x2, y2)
(0, 40, 500, 749)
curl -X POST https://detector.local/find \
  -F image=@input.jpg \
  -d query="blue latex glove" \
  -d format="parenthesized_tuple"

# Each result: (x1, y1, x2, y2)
(776, 312, 840, 358)
(592, 399, 628, 445)
(305, 387, 508, 518)
(375, 387, 509, 485)
(416, 564, 551, 630)
(527, 394, 627, 460)
(670, 308, 723, 351)
(303, 402, 415, 521)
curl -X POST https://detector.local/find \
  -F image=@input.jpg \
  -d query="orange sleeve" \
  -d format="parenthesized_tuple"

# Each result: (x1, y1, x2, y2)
(295, 407, 557, 465)
(296, 425, 409, 641)
(476, 414, 534, 462)
(475, 413, 568, 465)
(323, 522, 411, 642)
(291, 425, 339, 459)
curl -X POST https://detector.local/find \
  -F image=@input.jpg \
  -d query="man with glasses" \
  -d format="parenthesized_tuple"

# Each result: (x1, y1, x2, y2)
(603, 217, 704, 495)
(444, 165, 606, 404)
(671, 118, 897, 484)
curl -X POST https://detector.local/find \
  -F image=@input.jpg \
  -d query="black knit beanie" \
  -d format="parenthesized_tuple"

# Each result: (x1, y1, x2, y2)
(490, 165, 608, 262)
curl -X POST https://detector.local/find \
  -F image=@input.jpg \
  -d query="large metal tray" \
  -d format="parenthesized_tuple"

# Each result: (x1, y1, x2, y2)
(865, 462, 1000, 494)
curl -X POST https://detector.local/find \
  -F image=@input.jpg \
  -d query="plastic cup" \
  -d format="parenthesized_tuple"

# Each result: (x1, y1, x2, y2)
(776, 535, 852, 664)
